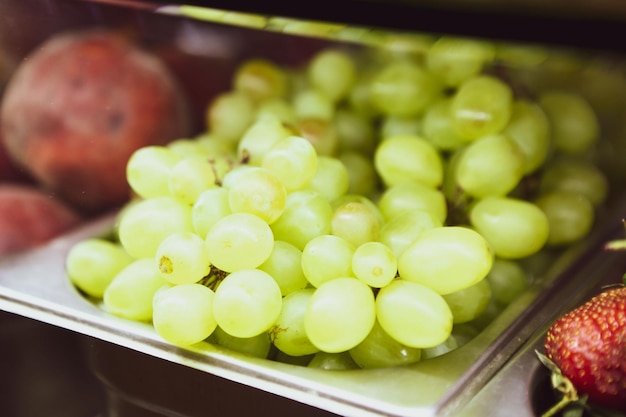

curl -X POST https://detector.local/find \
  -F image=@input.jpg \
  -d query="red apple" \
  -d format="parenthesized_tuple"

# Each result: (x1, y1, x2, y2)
(0, 29, 192, 213)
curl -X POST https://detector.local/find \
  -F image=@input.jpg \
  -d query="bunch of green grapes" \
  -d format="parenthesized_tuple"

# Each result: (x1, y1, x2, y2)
(66, 35, 613, 370)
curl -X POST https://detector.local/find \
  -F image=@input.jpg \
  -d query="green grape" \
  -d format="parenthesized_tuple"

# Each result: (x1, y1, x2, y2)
(374, 135, 443, 188)
(296, 118, 339, 157)
(455, 134, 525, 198)
(207, 91, 256, 145)
(426, 36, 495, 87)
(261, 135, 318, 192)
(308, 351, 359, 370)
(442, 279, 492, 324)
(270, 289, 319, 357)
(305, 277, 376, 352)
(451, 75, 513, 141)
(191, 187, 231, 239)
(155, 232, 211, 285)
(167, 138, 211, 159)
(293, 88, 335, 121)
(118, 196, 194, 259)
(352, 241, 397, 288)
(376, 279, 453, 348)
(331, 201, 379, 247)
(212, 325, 272, 359)
(301, 235, 355, 288)
(338, 151, 378, 197)
(539, 90, 599, 154)
(233, 58, 288, 102)
(258, 241, 308, 296)
(370, 61, 441, 117)
(485, 258, 529, 305)
(377, 181, 447, 224)
(306, 156, 350, 202)
(270, 190, 333, 250)
(503, 100, 551, 174)
(168, 156, 218, 205)
(152, 283, 217, 346)
(103, 258, 167, 322)
(334, 108, 376, 155)
(422, 97, 466, 151)
(66, 238, 133, 299)
(205, 213, 274, 273)
(420, 335, 459, 360)
(213, 269, 282, 338)
(126, 146, 182, 199)
(308, 48, 356, 102)
(469, 196, 549, 259)
(226, 166, 287, 224)
(332, 194, 384, 228)
(534, 191, 594, 246)
(255, 98, 297, 125)
(195, 133, 238, 159)
(380, 115, 422, 139)
(538, 157, 609, 207)
(348, 320, 421, 369)
(398, 226, 493, 295)
(237, 116, 294, 166)
(378, 209, 442, 259)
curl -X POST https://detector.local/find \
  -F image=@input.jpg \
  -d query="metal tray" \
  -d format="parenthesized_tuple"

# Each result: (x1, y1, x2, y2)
(0, 198, 624, 417)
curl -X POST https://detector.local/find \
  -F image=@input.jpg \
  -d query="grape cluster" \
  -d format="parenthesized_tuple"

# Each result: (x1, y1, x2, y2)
(66, 35, 611, 370)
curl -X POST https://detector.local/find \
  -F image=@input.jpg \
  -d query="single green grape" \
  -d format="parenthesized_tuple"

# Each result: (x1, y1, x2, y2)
(301, 235, 355, 288)
(397, 226, 493, 295)
(213, 269, 283, 338)
(258, 241, 308, 296)
(331, 201, 380, 247)
(155, 232, 211, 285)
(352, 241, 397, 288)
(469, 196, 549, 259)
(103, 258, 167, 322)
(376, 279, 453, 348)
(226, 166, 287, 224)
(378, 209, 442, 259)
(66, 238, 133, 299)
(233, 58, 288, 102)
(117, 196, 194, 259)
(270, 289, 319, 357)
(261, 135, 318, 192)
(377, 181, 447, 224)
(308, 48, 356, 103)
(152, 283, 217, 346)
(534, 191, 595, 246)
(168, 156, 218, 205)
(455, 134, 525, 198)
(348, 320, 421, 369)
(442, 279, 492, 324)
(270, 190, 333, 251)
(451, 75, 513, 141)
(126, 146, 182, 199)
(205, 213, 274, 273)
(305, 277, 376, 352)
(370, 61, 441, 117)
(374, 135, 443, 189)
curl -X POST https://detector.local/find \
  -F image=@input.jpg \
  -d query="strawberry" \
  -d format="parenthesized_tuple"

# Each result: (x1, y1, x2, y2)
(541, 285, 626, 415)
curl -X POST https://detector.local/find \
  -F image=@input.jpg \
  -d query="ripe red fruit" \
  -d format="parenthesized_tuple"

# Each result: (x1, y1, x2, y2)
(0, 29, 191, 213)
(544, 286, 626, 412)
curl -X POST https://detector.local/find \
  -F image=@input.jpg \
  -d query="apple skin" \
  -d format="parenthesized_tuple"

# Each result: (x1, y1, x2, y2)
(0, 184, 82, 255)
(0, 29, 192, 213)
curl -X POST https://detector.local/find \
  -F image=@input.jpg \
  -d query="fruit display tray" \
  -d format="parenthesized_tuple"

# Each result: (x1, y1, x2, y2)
(1, 199, 625, 417)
